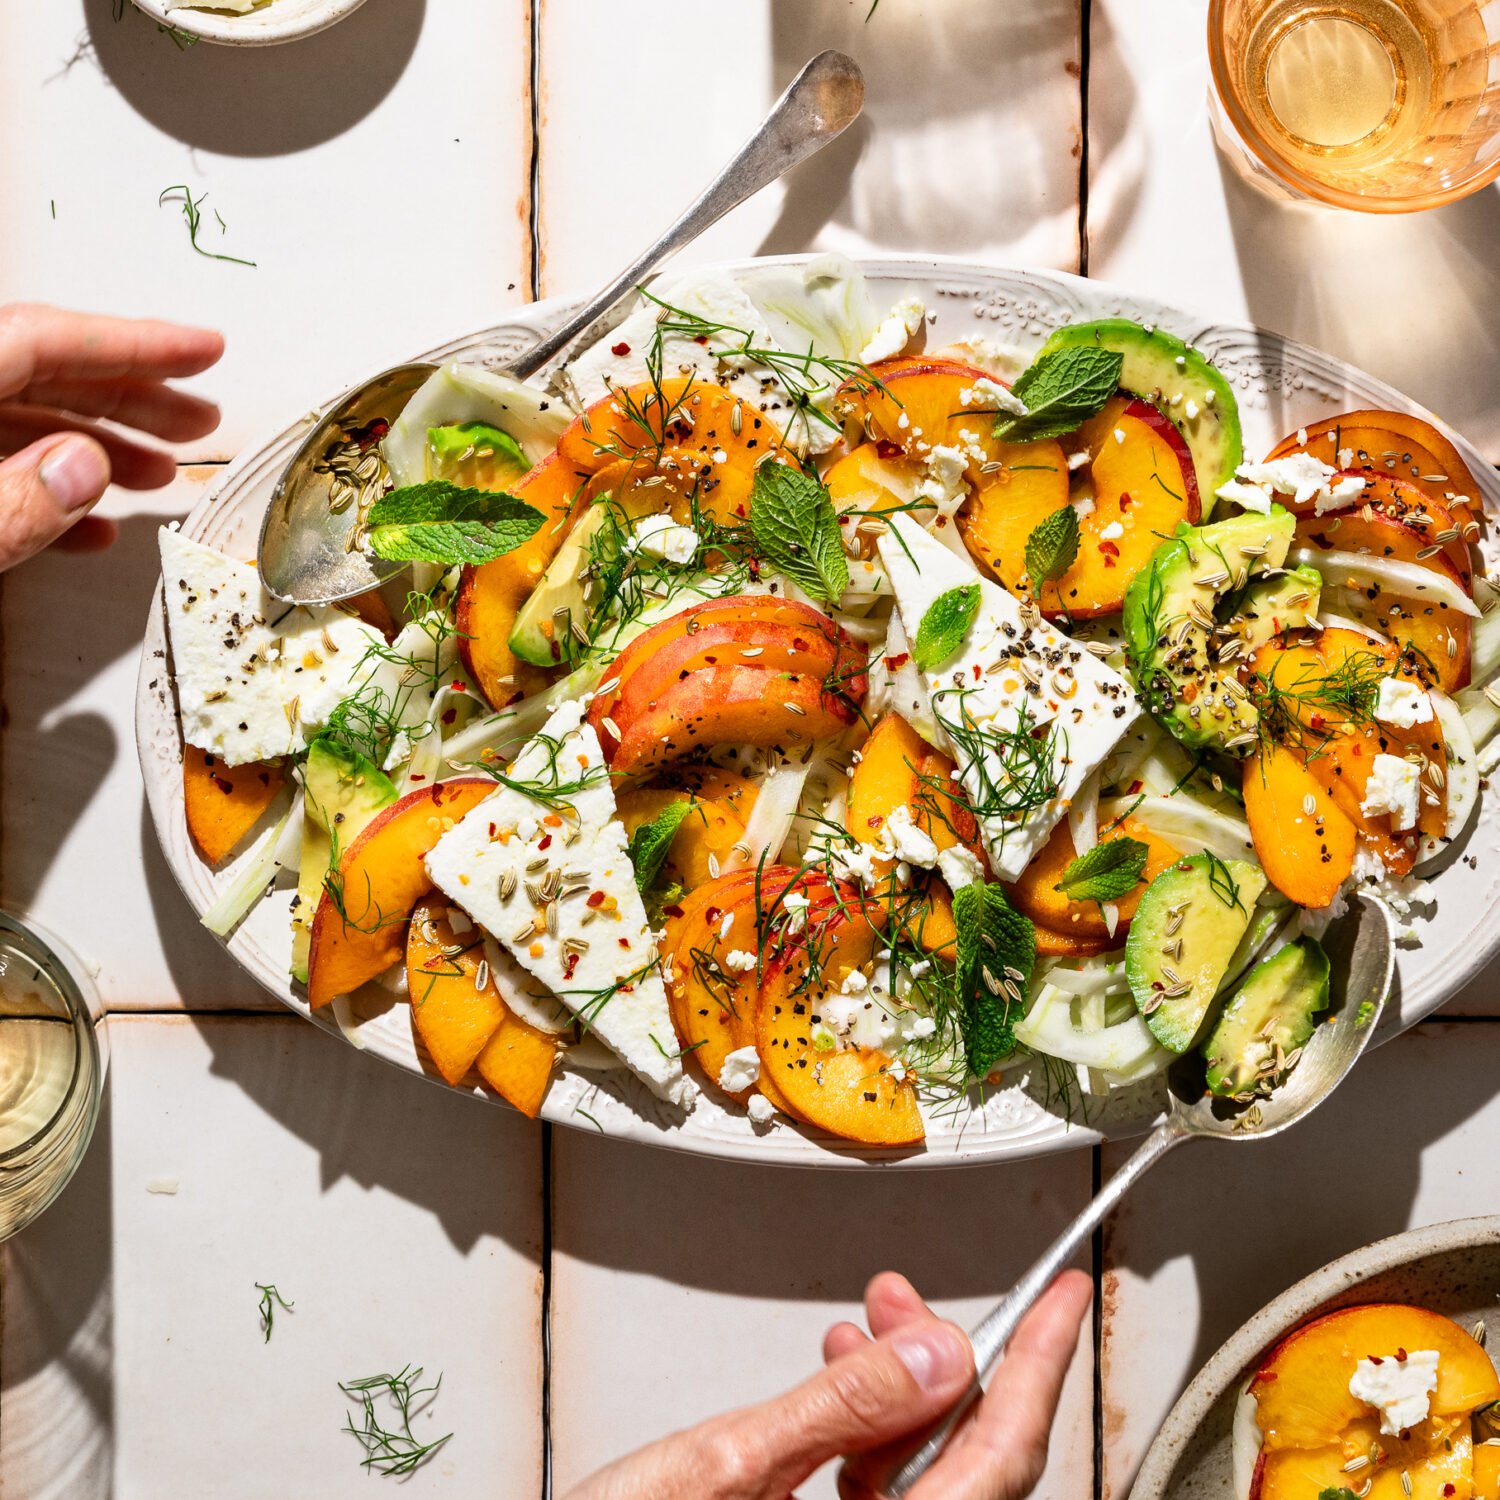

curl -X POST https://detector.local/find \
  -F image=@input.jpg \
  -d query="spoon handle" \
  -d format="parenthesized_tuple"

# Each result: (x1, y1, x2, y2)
(844, 1122, 1188, 1500)
(505, 49, 863, 382)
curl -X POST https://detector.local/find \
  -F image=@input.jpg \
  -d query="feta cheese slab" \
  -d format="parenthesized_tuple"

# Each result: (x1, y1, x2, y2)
(159, 528, 300, 767)
(875, 513, 1140, 880)
(424, 701, 686, 1104)
(1349, 1350, 1439, 1436)
(1373, 676, 1433, 729)
(280, 607, 386, 735)
(1361, 752, 1421, 831)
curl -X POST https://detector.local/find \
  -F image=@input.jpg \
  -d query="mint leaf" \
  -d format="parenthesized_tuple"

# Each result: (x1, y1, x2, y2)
(1055, 838, 1149, 903)
(628, 800, 695, 895)
(994, 346, 1124, 443)
(914, 584, 980, 673)
(1318, 1489, 1358, 1500)
(952, 881, 1035, 1076)
(365, 482, 544, 565)
(749, 461, 850, 606)
(1024, 508, 1080, 589)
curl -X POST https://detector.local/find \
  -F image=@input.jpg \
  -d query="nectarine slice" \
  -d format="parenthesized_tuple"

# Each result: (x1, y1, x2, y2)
(1242, 741, 1357, 907)
(306, 778, 496, 1008)
(825, 442, 922, 560)
(1250, 1303, 1500, 1452)
(455, 452, 588, 707)
(1267, 409, 1482, 530)
(184, 747, 287, 866)
(473, 1009, 558, 1120)
(616, 775, 757, 896)
(405, 895, 506, 1085)
(1256, 1416, 1472, 1500)
(1005, 815, 1181, 943)
(755, 901, 924, 1146)
(1473, 1438, 1500, 1500)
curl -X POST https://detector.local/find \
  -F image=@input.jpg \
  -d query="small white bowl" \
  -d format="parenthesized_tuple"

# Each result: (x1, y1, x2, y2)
(130, 0, 371, 46)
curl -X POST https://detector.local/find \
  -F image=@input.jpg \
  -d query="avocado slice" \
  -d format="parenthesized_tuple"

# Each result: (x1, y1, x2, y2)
(1125, 853, 1268, 1051)
(290, 738, 400, 983)
(426, 421, 530, 490)
(1235, 564, 1321, 657)
(1202, 936, 1330, 1099)
(1123, 507, 1296, 755)
(510, 490, 661, 667)
(1038, 318, 1242, 507)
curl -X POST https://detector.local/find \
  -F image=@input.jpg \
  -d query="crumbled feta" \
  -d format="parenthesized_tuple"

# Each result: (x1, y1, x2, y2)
(936, 845, 983, 891)
(916, 444, 969, 516)
(782, 892, 811, 934)
(859, 296, 926, 364)
(1113, 428, 1126, 445)
(629, 514, 700, 565)
(1230, 454, 1364, 515)
(1349, 1350, 1439, 1436)
(842, 968, 869, 994)
(722, 949, 758, 974)
(1068, 451, 1091, 471)
(718, 1045, 761, 1093)
(909, 961, 932, 980)
(1361, 753, 1421, 831)
(830, 840, 884, 887)
(1099, 520, 1124, 541)
(1373, 677, 1433, 729)
(881, 804, 940, 868)
(1338, 447, 1355, 468)
(910, 1016, 937, 1039)
(1185, 399, 1200, 420)
(1215, 478, 1274, 515)
(747, 1093, 776, 1124)
(960, 376, 1027, 416)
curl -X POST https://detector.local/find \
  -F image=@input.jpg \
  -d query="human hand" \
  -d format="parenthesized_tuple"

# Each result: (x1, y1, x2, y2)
(562, 1268, 1091, 1500)
(0, 304, 224, 568)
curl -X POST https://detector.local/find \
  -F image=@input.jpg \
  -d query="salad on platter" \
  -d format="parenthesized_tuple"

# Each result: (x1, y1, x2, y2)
(155, 257, 1500, 1147)
(1232, 1301, 1500, 1500)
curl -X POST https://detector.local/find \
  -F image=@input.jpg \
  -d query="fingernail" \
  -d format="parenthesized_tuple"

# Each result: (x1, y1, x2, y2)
(892, 1326, 970, 1392)
(39, 438, 108, 512)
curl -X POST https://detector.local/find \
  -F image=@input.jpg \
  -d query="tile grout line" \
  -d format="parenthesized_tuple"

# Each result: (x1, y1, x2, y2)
(1091, 1145, 1104, 1500)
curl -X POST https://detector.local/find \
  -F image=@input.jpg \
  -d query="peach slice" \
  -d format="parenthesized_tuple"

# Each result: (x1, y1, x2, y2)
(1294, 506, 1472, 692)
(825, 442, 923, 560)
(455, 452, 588, 707)
(474, 1009, 559, 1120)
(1242, 741, 1357, 908)
(405, 894, 506, 1085)
(1250, 1303, 1500, 1452)
(1005, 815, 1182, 944)
(846, 713, 985, 881)
(1034, 927, 1115, 958)
(184, 748, 287, 866)
(755, 899, 924, 1146)
(1267, 408, 1482, 530)
(1473, 1440, 1500, 1500)
(1255, 1416, 1472, 1500)
(615, 770, 758, 891)
(345, 587, 397, 638)
(608, 664, 860, 777)
(833, 356, 993, 456)
(306, 778, 496, 1008)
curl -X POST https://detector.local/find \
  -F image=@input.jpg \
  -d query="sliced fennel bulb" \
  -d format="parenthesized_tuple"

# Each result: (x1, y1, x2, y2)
(1013, 985, 1171, 1080)
(1111, 791, 1256, 862)
(1290, 546, 1479, 617)
(726, 759, 812, 874)
(201, 803, 296, 937)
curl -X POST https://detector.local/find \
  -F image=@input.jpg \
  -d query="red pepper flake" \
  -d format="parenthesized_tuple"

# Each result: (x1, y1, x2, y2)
(451, 680, 466, 692)
(693, 334, 709, 346)
(1309, 713, 1326, 732)
(1099, 540, 1120, 559)
(1395, 1348, 1408, 1361)
(213, 776, 234, 795)
(538, 834, 553, 851)
(888, 652, 910, 669)
(1119, 493, 1133, 510)
(1128, 778, 1144, 794)
(867, 814, 885, 829)
(586, 891, 606, 909)
(662, 904, 685, 919)
(410, 772, 427, 782)
(441, 708, 457, 725)
(1367, 1355, 1385, 1365)
(563, 953, 580, 981)
(1444, 1486, 1455, 1496)
(611, 341, 631, 357)
(876, 440, 904, 461)
(488, 822, 497, 837)
(619, 937, 631, 948)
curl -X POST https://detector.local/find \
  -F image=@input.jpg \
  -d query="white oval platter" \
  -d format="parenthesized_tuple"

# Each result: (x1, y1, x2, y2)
(131, 0, 370, 47)
(136, 255, 1500, 1168)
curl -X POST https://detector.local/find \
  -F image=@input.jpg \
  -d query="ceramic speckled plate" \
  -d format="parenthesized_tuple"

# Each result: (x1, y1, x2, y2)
(1131, 1215, 1500, 1500)
(135, 256, 1500, 1166)
(131, 0, 370, 46)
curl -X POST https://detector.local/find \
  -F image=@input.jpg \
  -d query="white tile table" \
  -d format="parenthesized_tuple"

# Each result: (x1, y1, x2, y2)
(0, 2, 1498, 1496)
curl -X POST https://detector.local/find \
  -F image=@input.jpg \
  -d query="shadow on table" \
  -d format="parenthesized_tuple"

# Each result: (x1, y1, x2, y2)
(80, 0, 424, 157)
(1101, 1018, 1499, 1389)
(1218, 153, 1500, 460)
(760, 0, 1103, 270)
(138, 804, 545, 1258)
(0, 1087, 114, 1499)
(0, 507, 181, 917)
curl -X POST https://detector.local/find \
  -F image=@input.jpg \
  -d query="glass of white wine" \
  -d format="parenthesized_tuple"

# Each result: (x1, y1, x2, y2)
(0, 914, 107, 1241)
(1209, 0, 1500, 211)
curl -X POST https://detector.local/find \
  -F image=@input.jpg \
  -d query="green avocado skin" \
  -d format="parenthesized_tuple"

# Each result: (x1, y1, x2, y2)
(1037, 318, 1243, 503)
(1121, 508, 1295, 754)
(1125, 853, 1266, 1052)
(1202, 936, 1330, 1098)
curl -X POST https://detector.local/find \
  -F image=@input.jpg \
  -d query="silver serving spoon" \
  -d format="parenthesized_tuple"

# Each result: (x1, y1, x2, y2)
(258, 48, 865, 605)
(842, 892, 1396, 1500)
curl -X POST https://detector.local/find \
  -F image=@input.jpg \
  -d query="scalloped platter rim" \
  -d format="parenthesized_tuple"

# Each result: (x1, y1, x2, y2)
(135, 255, 1500, 1168)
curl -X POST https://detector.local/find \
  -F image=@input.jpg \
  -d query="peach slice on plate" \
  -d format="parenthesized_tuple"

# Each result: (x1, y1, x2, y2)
(455, 452, 588, 707)
(824, 442, 922, 560)
(1242, 740, 1357, 908)
(1267, 409, 1483, 531)
(1249, 1303, 1500, 1452)
(616, 769, 759, 892)
(184, 748, 286, 865)
(306, 778, 496, 1009)
(754, 897, 925, 1146)
(1005, 815, 1181, 947)
(405, 895, 557, 1115)
(1254, 1415, 1472, 1500)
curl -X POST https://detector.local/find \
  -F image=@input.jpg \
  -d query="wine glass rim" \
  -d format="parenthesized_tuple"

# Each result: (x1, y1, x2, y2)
(0, 913, 92, 1165)
(1205, 0, 1500, 213)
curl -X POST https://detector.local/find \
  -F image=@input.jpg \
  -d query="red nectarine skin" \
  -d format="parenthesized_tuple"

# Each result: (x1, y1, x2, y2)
(306, 778, 497, 1009)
